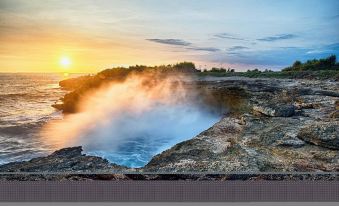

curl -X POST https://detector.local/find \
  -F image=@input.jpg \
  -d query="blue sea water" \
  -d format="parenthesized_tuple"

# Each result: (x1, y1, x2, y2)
(0, 73, 71, 164)
(0, 73, 220, 168)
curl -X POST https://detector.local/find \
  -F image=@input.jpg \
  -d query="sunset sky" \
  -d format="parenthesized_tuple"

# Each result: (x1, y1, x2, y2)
(0, 0, 338, 73)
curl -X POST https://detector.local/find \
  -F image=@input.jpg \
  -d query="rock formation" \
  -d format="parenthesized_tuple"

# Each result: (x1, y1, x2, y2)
(1, 77, 338, 180)
(143, 77, 339, 172)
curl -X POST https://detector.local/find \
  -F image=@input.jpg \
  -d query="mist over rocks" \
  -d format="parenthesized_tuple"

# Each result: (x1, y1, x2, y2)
(1, 76, 338, 179)
(54, 62, 200, 113)
(44, 70, 222, 168)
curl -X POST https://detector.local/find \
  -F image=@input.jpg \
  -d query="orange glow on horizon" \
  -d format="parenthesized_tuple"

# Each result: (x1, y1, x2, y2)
(0, 21, 196, 73)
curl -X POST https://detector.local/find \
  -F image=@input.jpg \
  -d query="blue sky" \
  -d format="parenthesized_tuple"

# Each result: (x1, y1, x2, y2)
(0, 0, 338, 72)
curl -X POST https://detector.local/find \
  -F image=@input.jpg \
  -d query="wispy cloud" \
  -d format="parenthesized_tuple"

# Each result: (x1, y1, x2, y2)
(146, 38, 191, 46)
(209, 47, 309, 67)
(214, 33, 245, 40)
(329, 14, 339, 19)
(306, 42, 339, 54)
(326, 42, 339, 50)
(207, 42, 339, 69)
(147, 38, 219, 52)
(228, 46, 249, 51)
(257, 34, 297, 42)
(187, 47, 220, 52)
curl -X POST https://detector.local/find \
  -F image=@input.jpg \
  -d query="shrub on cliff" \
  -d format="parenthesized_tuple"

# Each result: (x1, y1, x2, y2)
(56, 62, 198, 113)
(283, 55, 338, 72)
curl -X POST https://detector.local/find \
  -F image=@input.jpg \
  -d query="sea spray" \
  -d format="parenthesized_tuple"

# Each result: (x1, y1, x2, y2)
(42, 72, 220, 167)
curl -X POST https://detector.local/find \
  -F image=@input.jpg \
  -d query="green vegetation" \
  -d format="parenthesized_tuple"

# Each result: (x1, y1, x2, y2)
(60, 62, 198, 90)
(283, 55, 338, 72)
(56, 62, 199, 113)
(95, 61, 199, 82)
(56, 56, 338, 113)
(209, 67, 235, 73)
(200, 55, 339, 80)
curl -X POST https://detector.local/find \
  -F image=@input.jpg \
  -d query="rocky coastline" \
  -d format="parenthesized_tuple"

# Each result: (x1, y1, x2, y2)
(1, 77, 338, 180)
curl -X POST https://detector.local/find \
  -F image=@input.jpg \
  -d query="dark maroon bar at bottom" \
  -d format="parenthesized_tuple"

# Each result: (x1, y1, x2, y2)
(0, 181, 338, 201)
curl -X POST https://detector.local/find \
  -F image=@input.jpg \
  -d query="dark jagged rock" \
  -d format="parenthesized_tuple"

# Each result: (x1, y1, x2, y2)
(50, 146, 83, 157)
(1, 77, 338, 180)
(59, 76, 93, 91)
(0, 146, 127, 173)
(253, 104, 295, 117)
(297, 122, 339, 150)
(0, 173, 337, 181)
(275, 138, 306, 148)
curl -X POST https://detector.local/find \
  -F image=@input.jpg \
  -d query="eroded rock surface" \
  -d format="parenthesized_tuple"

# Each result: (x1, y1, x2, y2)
(1, 77, 338, 179)
(0, 146, 127, 173)
(142, 77, 339, 172)
(297, 122, 339, 150)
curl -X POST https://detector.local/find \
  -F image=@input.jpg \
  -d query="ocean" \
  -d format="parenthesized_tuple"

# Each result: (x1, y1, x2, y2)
(0, 73, 70, 165)
(0, 73, 220, 168)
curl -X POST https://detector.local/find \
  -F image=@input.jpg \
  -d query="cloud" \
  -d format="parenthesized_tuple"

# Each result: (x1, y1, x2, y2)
(329, 14, 339, 19)
(228, 46, 249, 51)
(306, 42, 339, 54)
(186, 47, 220, 52)
(147, 38, 220, 52)
(326, 42, 339, 50)
(206, 43, 339, 68)
(146, 38, 191, 46)
(257, 34, 297, 42)
(208, 47, 308, 67)
(214, 33, 244, 40)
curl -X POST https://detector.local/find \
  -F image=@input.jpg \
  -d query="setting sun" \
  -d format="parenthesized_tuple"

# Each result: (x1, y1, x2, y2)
(60, 57, 71, 68)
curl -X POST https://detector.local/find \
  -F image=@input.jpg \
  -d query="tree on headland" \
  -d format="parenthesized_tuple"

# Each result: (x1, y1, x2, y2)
(283, 55, 338, 72)
(293, 60, 302, 67)
(246, 68, 260, 73)
(208, 67, 235, 73)
(211, 67, 226, 72)
(327, 55, 336, 66)
(292, 60, 302, 71)
(173, 62, 199, 73)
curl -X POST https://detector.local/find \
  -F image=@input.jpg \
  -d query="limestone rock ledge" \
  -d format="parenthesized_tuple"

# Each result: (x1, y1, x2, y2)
(1, 77, 338, 180)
